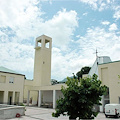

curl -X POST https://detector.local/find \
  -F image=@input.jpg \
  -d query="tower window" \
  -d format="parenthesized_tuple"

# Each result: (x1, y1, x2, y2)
(38, 40, 42, 47)
(35, 39, 42, 49)
(45, 39, 50, 48)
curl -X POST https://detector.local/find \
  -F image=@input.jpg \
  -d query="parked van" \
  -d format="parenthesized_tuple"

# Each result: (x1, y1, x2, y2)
(104, 104, 120, 118)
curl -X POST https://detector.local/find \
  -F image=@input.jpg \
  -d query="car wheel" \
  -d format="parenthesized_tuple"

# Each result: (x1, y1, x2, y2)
(105, 114, 108, 118)
(115, 113, 119, 118)
(117, 113, 119, 118)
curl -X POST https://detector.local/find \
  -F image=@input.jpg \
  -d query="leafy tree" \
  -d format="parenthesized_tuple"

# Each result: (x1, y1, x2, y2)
(76, 66, 91, 80)
(52, 74, 107, 120)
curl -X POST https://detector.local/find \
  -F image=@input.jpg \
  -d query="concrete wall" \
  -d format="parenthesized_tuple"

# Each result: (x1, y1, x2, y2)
(33, 35, 52, 87)
(24, 79, 38, 105)
(0, 104, 25, 119)
(23, 79, 33, 102)
(0, 72, 24, 104)
(31, 91, 38, 105)
(98, 61, 120, 104)
(42, 91, 53, 103)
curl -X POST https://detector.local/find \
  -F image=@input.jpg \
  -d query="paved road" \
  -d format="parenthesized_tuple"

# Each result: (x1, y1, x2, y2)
(7, 107, 120, 120)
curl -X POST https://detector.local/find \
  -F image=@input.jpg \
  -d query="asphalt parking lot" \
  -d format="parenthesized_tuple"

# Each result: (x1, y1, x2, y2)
(7, 106, 120, 120)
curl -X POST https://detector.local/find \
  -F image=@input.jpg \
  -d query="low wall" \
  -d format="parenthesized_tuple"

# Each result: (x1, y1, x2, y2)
(0, 104, 25, 119)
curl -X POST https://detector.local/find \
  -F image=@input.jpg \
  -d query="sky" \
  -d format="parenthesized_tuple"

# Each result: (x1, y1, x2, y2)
(0, 0, 120, 81)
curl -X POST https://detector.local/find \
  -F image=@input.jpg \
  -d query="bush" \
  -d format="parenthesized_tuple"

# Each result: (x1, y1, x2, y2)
(52, 74, 107, 120)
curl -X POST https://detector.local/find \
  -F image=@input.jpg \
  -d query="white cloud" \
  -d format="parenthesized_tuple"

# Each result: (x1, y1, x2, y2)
(101, 21, 110, 25)
(79, 0, 120, 15)
(79, 0, 114, 10)
(113, 6, 120, 20)
(83, 12, 88, 16)
(0, 42, 34, 73)
(79, 0, 120, 22)
(51, 47, 93, 80)
(77, 27, 120, 61)
(99, 2, 107, 11)
(0, 1, 78, 79)
(79, 0, 98, 9)
(0, 1, 78, 45)
(0, 0, 42, 27)
(109, 23, 118, 31)
(0, 0, 119, 81)
(76, 35, 81, 38)
(41, 9, 78, 47)
(0, 0, 44, 41)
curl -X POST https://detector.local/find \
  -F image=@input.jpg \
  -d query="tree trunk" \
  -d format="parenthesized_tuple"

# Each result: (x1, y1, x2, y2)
(69, 117, 76, 120)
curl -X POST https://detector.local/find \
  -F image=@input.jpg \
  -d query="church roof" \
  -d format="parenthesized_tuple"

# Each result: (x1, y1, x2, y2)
(0, 66, 25, 76)
(88, 56, 111, 77)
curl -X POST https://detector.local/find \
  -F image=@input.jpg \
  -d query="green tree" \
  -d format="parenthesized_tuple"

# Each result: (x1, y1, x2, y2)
(76, 66, 91, 80)
(52, 74, 107, 120)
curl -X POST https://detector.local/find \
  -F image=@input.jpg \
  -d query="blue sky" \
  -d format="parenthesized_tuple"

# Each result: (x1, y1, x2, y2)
(0, 0, 120, 81)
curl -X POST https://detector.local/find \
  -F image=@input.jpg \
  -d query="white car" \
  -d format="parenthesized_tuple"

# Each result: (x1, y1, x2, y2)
(104, 104, 120, 118)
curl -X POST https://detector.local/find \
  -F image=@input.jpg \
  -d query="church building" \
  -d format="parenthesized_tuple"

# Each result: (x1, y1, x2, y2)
(1, 34, 120, 112)
(25, 35, 65, 108)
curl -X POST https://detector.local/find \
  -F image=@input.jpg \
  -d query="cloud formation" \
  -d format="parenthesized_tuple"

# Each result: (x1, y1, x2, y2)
(113, 6, 120, 20)
(101, 21, 110, 25)
(109, 23, 118, 31)
(0, 0, 119, 80)
(79, 0, 114, 10)
(0, 0, 78, 79)
(77, 27, 120, 60)
(40, 9, 78, 47)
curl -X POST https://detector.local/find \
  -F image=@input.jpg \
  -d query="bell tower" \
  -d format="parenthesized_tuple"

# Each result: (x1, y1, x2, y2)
(33, 35, 52, 86)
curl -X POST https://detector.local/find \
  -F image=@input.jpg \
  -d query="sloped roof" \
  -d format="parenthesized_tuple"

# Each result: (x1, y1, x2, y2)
(0, 66, 25, 76)
(88, 56, 111, 77)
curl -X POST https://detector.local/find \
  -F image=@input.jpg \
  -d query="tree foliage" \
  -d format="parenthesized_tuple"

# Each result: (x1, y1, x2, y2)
(52, 74, 107, 120)
(76, 66, 91, 80)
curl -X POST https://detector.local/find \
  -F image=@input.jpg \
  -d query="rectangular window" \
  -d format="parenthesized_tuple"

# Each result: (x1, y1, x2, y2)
(0, 75, 6, 83)
(9, 77, 14, 83)
(45, 39, 50, 48)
